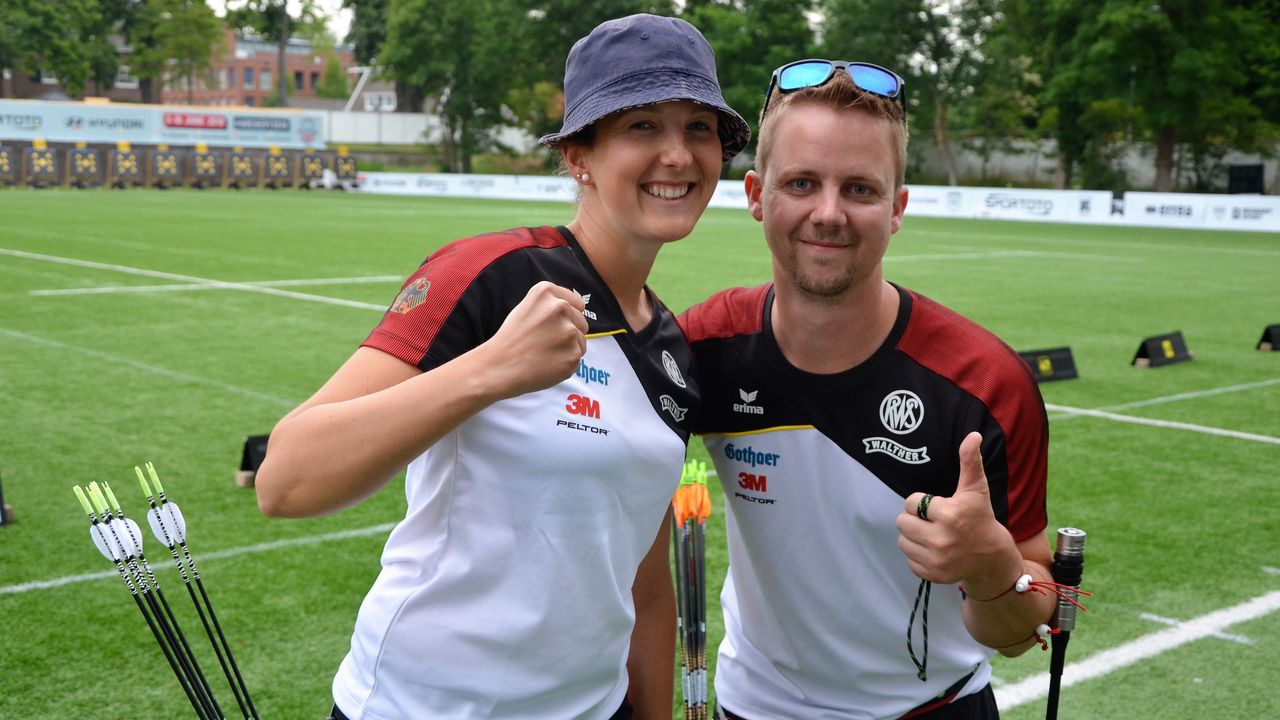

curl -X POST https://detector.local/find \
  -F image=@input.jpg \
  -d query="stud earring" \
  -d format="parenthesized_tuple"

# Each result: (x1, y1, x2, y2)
(578, 172, 591, 183)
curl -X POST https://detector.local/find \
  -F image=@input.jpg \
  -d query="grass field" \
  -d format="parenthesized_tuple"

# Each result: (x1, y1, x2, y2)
(1, 188, 1277, 719)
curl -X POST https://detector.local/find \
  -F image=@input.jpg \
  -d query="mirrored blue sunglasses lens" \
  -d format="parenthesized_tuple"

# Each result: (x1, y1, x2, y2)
(778, 62, 834, 91)
(848, 66, 899, 97)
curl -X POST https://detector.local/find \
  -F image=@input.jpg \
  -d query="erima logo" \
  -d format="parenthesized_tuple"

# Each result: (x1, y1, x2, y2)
(659, 395, 686, 422)
(575, 289, 598, 320)
(880, 390, 923, 434)
(733, 388, 763, 415)
(661, 350, 687, 388)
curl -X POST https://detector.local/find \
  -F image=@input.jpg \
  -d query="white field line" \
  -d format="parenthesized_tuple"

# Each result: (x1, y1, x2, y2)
(1044, 403, 1280, 445)
(1048, 378, 1280, 421)
(31, 275, 403, 297)
(0, 523, 396, 596)
(0, 327, 296, 407)
(0, 247, 386, 311)
(1138, 613, 1253, 645)
(996, 590, 1280, 709)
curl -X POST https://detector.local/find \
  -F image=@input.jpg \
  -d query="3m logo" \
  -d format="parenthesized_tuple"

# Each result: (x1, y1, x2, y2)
(737, 472, 767, 492)
(879, 390, 924, 434)
(734, 388, 763, 415)
(566, 393, 600, 419)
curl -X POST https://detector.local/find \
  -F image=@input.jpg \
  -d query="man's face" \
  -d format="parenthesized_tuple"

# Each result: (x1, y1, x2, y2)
(746, 102, 908, 302)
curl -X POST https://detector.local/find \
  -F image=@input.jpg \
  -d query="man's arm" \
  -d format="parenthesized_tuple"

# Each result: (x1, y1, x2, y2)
(626, 506, 676, 718)
(896, 432, 1056, 656)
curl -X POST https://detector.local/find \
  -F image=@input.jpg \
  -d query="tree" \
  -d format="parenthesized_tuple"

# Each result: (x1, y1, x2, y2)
(228, 0, 322, 106)
(316, 52, 350, 98)
(381, 0, 519, 171)
(685, 0, 817, 166)
(343, 0, 389, 65)
(824, 0, 998, 186)
(0, 0, 102, 97)
(1230, 0, 1280, 194)
(341, 0, 425, 113)
(151, 0, 224, 104)
(504, 0, 676, 140)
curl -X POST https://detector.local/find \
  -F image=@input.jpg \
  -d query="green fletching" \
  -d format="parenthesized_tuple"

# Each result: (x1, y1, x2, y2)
(102, 482, 122, 512)
(135, 466, 153, 498)
(87, 483, 109, 514)
(73, 485, 94, 516)
(146, 462, 165, 494)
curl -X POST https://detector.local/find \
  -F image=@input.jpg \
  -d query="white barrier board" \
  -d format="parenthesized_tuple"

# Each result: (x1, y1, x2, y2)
(355, 172, 1279, 234)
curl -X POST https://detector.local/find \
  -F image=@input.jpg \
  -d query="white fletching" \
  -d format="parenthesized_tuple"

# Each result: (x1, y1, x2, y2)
(161, 502, 187, 543)
(109, 518, 143, 558)
(146, 507, 177, 548)
(90, 524, 118, 562)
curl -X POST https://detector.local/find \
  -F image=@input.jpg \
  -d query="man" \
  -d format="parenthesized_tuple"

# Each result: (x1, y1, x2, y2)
(679, 60, 1055, 719)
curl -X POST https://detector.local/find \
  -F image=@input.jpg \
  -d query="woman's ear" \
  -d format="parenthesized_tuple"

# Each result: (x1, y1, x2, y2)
(562, 144, 591, 183)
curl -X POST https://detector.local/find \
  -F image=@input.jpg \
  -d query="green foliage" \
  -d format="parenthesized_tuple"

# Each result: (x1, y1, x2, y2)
(0, 0, 102, 95)
(341, 0, 390, 65)
(684, 0, 817, 153)
(152, 0, 225, 103)
(316, 52, 350, 99)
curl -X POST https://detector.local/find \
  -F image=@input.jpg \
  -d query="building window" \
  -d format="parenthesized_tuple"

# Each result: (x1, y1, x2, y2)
(243, 68, 254, 90)
(310, 72, 319, 90)
(294, 71, 303, 91)
(364, 92, 397, 112)
(39, 70, 60, 85)
(245, 96, 255, 107)
(261, 69, 272, 91)
(219, 68, 229, 90)
(116, 65, 140, 89)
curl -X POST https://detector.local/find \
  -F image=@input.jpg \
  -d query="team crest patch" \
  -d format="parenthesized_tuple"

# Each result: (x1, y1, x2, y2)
(389, 278, 430, 315)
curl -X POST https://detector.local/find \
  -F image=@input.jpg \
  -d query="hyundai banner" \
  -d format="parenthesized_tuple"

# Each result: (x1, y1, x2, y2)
(0, 99, 325, 149)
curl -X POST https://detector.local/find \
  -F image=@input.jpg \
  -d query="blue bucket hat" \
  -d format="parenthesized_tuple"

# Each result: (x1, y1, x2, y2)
(539, 14, 751, 161)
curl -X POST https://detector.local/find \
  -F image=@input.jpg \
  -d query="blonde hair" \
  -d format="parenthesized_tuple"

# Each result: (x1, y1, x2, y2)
(755, 70, 908, 187)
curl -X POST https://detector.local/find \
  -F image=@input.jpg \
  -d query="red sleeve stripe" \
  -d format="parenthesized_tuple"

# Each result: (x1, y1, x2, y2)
(896, 290, 1048, 541)
(362, 227, 566, 367)
(677, 284, 771, 344)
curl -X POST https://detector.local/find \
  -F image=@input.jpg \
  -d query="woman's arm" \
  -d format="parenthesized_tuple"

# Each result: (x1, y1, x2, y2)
(256, 281, 587, 517)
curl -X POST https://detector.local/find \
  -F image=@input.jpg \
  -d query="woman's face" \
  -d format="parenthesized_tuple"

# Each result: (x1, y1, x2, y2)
(573, 101, 723, 246)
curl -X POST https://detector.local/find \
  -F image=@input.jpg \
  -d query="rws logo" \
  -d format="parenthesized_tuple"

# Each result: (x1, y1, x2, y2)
(879, 390, 923, 434)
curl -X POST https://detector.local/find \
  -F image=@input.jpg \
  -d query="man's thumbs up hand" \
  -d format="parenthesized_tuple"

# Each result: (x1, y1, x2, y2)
(896, 432, 1015, 586)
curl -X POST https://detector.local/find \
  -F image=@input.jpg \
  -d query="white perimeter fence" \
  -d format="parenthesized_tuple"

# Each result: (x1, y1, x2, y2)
(354, 172, 1280, 234)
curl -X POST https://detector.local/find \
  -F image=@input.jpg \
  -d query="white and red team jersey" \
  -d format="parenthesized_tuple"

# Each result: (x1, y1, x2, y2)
(332, 226, 698, 720)
(679, 283, 1048, 720)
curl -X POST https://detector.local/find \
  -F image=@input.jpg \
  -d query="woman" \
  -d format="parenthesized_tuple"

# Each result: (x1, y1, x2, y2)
(254, 13, 749, 720)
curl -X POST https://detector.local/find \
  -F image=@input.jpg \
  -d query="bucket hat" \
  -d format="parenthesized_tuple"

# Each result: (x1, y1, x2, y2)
(539, 14, 750, 161)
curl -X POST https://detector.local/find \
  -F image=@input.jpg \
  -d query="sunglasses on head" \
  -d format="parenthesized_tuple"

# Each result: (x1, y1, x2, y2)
(761, 59, 906, 118)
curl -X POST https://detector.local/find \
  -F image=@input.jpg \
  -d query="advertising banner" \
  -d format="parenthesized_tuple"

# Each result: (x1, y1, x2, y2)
(356, 173, 1278, 234)
(0, 99, 326, 149)
(1123, 191, 1280, 233)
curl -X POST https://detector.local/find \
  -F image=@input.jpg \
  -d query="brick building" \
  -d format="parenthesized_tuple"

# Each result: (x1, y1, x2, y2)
(162, 29, 355, 108)
(1, 42, 144, 103)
